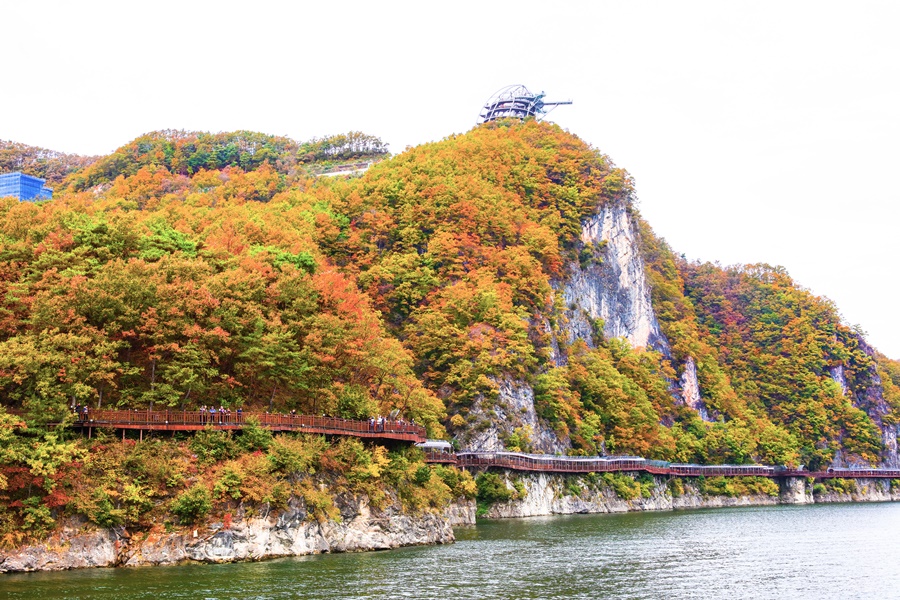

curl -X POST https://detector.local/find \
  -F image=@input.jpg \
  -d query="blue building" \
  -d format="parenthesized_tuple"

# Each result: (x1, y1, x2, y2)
(0, 172, 53, 201)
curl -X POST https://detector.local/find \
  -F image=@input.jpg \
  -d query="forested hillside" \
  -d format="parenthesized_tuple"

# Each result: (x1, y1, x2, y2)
(0, 141, 97, 187)
(2, 121, 899, 543)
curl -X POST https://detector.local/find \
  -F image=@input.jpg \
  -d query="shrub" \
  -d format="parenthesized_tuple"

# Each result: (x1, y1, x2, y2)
(325, 439, 389, 484)
(21, 497, 55, 536)
(267, 434, 327, 477)
(476, 472, 514, 504)
(171, 483, 212, 524)
(504, 426, 533, 453)
(214, 464, 244, 500)
(237, 417, 273, 452)
(512, 479, 527, 499)
(602, 473, 641, 500)
(88, 490, 124, 528)
(824, 478, 857, 495)
(124, 439, 189, 491)
(298, 480, 339, 523)
(120, 482, 155, 524)
(696, 476, 779, 497)
(668, 478, 684, 498)
(813, 483, 827, 495)
(401, 467, 453, 512)
(190, 429, 237, 465)
(433, 465, 477, 498)
(414, 466, 432, 486)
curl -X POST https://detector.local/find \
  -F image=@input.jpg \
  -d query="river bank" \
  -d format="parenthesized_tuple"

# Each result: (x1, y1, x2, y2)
(477, 471, 900, 518)
(3, 471, 898, 574)
(0, 494, 476, 574)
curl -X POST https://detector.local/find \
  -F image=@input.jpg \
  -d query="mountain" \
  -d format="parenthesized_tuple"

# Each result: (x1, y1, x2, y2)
(1, 121, 898, 472)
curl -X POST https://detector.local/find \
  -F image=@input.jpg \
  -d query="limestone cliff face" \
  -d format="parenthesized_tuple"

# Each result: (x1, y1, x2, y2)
(458, 200, 712, 451)
(811, 478, 899, 503)
(559, 202, 669, 354)
(556, 202, 709, 419)
(479, 471, 899, 519)
(829, 337, 899, 468)
(678, 356, 712, 422)
(0, 494, 471, 573)
(458, 378, 568, 454)
(480, 471, 780, 519)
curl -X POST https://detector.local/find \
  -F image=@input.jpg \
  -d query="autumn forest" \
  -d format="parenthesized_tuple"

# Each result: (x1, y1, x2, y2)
(1, 122, 898, 543)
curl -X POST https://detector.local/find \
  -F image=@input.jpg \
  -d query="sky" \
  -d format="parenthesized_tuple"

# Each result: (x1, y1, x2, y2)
(3, 0, 899, 357)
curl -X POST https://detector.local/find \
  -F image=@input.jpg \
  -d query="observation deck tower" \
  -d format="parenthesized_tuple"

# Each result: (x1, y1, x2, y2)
(479, 85, 572, 124)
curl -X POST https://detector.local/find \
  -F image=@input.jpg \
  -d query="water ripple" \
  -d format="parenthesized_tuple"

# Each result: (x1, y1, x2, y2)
(2, 503, 899, 599)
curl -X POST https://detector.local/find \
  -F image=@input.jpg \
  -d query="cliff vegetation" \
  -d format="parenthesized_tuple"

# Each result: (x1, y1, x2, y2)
(2, 121, 899, 547)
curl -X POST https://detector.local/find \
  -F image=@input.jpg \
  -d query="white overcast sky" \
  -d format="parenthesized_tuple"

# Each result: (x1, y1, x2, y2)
(3, 1, 899, 357)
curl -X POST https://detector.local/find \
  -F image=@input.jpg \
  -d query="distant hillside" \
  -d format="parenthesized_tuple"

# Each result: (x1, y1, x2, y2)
(0, 141, 98, 186)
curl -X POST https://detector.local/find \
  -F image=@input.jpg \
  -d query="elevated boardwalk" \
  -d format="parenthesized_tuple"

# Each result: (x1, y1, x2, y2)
(25, 408, 900, 480)
(425, 451, 900, 480)
(69, 409, 426, 443)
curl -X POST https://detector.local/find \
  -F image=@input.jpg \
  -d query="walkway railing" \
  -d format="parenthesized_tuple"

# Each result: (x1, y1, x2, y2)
(23, 408, 900, 480)
(68, 409, 426, 443)
(423, 451, 900, 480)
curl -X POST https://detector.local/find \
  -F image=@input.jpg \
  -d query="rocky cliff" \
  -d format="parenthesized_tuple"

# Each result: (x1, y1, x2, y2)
(461, 378, 568, 454)
(458, 199, 710, 453)
(830, 337, 900, 468)
(560, 202, 669, 354)
(478, 471, 899, 519)
(0, 495, 473, 573)
(479, 471, 778, 519)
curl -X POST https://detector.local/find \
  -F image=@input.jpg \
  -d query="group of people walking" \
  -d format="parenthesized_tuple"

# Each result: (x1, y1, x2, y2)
(368, 416, 415, 432)
(73, 404, 89, 420)
(68, 405, 418, 434)
(199, 405, 243, 424)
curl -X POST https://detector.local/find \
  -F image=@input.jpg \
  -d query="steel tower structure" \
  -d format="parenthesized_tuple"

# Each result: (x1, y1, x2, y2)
(479, 85, 572, 123)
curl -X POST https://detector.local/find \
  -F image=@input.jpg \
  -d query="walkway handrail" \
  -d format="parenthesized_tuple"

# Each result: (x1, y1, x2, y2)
(63, 408, 426, 443)
(442, 451, 900, 479)
(20, 408, 900, 479)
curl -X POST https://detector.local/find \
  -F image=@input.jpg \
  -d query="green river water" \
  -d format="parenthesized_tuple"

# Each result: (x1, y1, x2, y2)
(2, 503, 899, 599)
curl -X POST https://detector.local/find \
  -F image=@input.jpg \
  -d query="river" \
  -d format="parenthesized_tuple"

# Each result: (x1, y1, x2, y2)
(2, 503, 898, 599)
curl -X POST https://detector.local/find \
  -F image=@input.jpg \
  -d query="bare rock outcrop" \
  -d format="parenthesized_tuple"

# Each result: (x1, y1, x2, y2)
(559, 201, 669, 354)
(0, 494, 470, 573)
(460, 378, 568, 454)
(678, 356, 712, 421)
(478, 471, 897, 519)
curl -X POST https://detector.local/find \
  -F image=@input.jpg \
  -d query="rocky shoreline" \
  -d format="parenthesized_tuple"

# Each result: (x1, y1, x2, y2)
(0, 495, 476, 574)
(3, 472, 898, 574)
(479, 471, 900, 519)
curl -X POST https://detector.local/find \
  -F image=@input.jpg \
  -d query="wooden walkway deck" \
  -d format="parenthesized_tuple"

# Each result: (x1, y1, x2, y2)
(25, 408, 900, 480)
(425, 451, 900, 480)
(70, 409, 426, 443)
